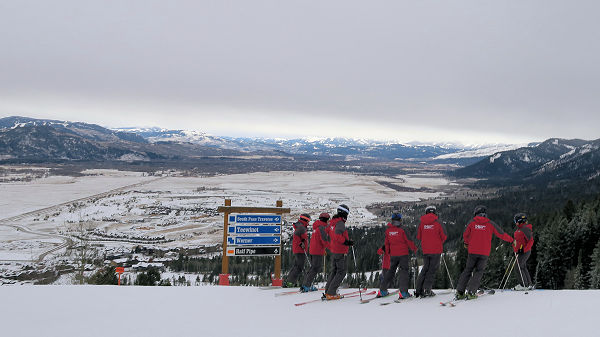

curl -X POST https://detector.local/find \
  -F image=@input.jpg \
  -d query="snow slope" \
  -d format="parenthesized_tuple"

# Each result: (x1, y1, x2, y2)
(0, 286, 595, 337)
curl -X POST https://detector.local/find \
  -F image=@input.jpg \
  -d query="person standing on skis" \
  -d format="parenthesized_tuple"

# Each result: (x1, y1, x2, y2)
(513, 213, 534, 290)
(301, 212, 330, 292)
(415, 205, 447, 298)
(323, 205, 353, 300)
(455, 205, 513, 300)
(377, 212, 417, 300)
(283, 213, 311, 288)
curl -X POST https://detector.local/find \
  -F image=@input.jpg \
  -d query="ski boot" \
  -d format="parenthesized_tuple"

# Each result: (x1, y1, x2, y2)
(321, 293, 327, 300)
(465, 291, 478, 300)
(454, 291, 466, 300)
(325, 293, 342, 300)
(282, 281, 295, 288)
(513, 284, 528, 291)
(414, 290, 422, 298)
(376, 290, 389, 298)
(423, 289, 436, 297)
(398, 291, 412, 300)
(301, 285, 318, 293)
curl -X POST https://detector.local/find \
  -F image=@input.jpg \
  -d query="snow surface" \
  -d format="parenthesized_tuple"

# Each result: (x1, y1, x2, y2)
(434, 144, 524, 159)
(0, 286, 596, 337)
(0, 171, 152, 218)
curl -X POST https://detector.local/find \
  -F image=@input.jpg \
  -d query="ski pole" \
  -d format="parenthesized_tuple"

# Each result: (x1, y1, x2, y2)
(502, 257, 517, 290)
(351, 245, 363, 301)
(304, 249, 312, 268)
(514, 250, 526, 288)
(499, 255, 515, 289)
(442, 253, 455, 290)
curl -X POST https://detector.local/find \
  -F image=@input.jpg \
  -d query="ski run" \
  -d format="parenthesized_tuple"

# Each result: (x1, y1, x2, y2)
(1, 285, 597, 337)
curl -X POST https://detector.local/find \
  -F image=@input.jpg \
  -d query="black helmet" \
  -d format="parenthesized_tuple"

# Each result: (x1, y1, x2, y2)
(425, 205, 437, 214)
(337, 204, 350, 215)
(514, 213, 527, 224)
(391, 212, 402, 221)
(474, 205, 487, 216)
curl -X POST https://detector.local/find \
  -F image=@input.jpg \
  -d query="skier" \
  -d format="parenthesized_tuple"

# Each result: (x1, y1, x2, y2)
(283, 213, 311, 288)
(301, 212, 330, 292)
(415, 205, 447, 297)
(377, 212, 417, 300)
(455, 205, 514, 300)
(322, 204, 353, 300)
(512, 213, 534, 290)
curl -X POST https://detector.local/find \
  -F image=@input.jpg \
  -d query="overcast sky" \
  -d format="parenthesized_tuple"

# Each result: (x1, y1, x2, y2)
(1, 1, 599, 145)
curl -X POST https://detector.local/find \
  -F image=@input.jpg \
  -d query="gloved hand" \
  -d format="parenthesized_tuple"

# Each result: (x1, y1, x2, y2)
(463, 243, 468, 249)
(518, 247, 524, 254)
(343, 239, 354, 246)
(377, 248, 384, 255)
(300, 240, 306, 250)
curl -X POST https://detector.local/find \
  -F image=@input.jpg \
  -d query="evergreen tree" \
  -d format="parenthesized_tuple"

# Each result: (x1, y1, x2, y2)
(573, 250, 588, 289)
(588, 240, 600, 289)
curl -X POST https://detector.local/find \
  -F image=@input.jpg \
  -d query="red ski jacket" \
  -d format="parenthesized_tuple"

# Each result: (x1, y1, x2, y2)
(417, 213, 447, 255)
(463, 216, 513, 256)
(328, 216, 349, 254)
(513, 223, 534, 253)
(309, 219, 329, 256)
(292, 220, 308, 254)
(384, 222, 416, 256)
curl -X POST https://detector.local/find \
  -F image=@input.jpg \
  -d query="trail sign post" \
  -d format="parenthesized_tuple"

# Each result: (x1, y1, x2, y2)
(218, 200, 290, 286)
(115, 267, 124, 286)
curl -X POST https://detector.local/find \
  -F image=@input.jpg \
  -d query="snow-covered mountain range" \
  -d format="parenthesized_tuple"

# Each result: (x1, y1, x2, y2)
(113, 126, 518, 162)
(454, 138, 600, 182)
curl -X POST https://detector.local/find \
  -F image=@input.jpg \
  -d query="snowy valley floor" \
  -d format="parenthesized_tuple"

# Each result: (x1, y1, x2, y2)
(0, 286, 596, 337)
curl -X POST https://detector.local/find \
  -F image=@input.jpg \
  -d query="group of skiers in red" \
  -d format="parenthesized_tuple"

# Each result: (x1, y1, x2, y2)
(284, 203, 534, 301)
(283, 204, 353, 300)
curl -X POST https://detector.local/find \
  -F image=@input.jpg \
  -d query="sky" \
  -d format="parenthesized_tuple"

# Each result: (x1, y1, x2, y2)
(1, 1, 599, 145)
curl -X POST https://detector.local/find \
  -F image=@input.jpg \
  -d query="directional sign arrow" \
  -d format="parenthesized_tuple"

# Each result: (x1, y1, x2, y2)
(227, 236, 281, 246)
(226, 246, 282, 256)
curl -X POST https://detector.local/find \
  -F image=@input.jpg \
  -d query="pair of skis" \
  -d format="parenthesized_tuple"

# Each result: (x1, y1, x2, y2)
(440, 289, 495, 307)
(294, 288, 372, 306)
(275, 288, 324, 297)
(360, 290, 400, 304)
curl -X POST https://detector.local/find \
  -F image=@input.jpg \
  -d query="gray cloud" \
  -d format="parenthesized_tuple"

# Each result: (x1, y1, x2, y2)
(1, 0, 599, 143)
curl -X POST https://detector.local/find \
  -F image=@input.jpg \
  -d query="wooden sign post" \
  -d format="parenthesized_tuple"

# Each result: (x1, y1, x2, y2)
(217, 199, 290, 286)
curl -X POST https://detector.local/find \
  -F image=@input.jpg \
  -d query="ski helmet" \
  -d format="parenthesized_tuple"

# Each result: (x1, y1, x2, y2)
(319, 212, 330, 220)
(391, 213, 402, 221)
(473, 205, 487, 216)
(299, 214, 311, 223)
(425, 205, 437, 214)
(337, 204, 350, 215)
(514, 213, 527, 224)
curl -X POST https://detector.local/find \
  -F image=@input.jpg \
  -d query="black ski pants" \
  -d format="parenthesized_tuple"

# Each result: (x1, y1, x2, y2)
(302, 254, 324, 287)
(416, 254, 441, 293)
(325, 253, 347, 295)
(516, 251, 532, 287)
(286, 253, 306, 285)
(457, 254, 488, 293)
(380, 255, 410, 293)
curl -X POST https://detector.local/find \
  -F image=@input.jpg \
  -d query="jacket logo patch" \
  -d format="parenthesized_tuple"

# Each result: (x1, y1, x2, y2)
(475, 225, 486, 230)
(424, 225, 434, 229)
(389, 231, 398, 236)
